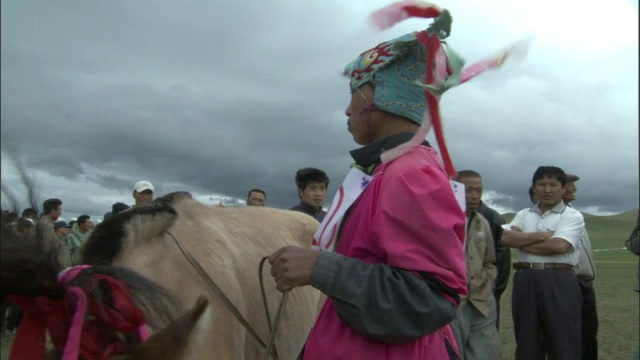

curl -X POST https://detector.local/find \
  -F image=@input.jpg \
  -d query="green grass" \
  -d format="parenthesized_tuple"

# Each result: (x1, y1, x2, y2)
(499, 209, 640, 359)
(2, 211, 639, 359)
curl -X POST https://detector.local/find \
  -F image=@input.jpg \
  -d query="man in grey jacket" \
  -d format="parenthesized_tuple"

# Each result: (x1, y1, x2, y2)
(451, 170, 501, 359)
(32, 199, 70, 267)
(477, 192, 510, 330)
(563, 173, 598, 360)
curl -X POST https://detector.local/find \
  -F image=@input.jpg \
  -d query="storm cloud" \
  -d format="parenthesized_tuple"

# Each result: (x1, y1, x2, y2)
(2, 0, 638, 219)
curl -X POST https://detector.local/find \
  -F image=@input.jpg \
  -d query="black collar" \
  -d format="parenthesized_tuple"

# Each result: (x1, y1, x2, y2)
(297, 201, 323, 215)
(350, 132, 430, 170)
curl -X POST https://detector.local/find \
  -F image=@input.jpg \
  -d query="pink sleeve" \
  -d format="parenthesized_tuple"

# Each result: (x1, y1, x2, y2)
(371, 160, 468, 297)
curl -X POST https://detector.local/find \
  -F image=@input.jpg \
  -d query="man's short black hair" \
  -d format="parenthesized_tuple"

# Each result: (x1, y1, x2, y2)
(247, 189, 266, 199)
(531, 166, 567, 186)
(77, 215, 91, 225)
(295, 168, 329, 190)
(21, 208, 37, 219)
(2, 212, 18, 224)
(454, 170, 482, 182)
(528, 185, 535, 203)
(42, 199, 62, 216)
(111, 202, 130, 215)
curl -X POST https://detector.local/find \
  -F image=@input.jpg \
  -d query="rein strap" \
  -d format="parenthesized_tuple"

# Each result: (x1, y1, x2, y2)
(167, 231, 279, 360)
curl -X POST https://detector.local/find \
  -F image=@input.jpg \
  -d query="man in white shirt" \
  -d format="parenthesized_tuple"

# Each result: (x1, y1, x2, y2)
(501, 166, 585, 360)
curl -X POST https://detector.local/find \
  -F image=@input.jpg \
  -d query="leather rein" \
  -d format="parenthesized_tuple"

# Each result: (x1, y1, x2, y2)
(167, 231, 289, 360)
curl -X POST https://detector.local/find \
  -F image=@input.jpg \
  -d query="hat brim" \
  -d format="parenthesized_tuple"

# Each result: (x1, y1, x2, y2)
(566, 175, 580, 182)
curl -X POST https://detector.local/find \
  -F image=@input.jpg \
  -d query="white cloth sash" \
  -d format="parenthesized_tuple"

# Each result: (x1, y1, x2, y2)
(312, 167, 374, 252)
(311, 166, 466, 252)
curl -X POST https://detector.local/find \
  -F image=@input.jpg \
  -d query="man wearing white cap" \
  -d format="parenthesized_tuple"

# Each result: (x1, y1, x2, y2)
(132, 180, 154, 207)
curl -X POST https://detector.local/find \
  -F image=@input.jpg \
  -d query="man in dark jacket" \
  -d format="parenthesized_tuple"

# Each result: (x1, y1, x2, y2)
(625, 210, 640, 293)
(289, 168, 329, 222)
(477, 195, 510, 330)
(563, 173, 599, 360)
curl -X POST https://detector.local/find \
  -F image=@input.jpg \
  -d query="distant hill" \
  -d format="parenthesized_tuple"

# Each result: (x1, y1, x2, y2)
(502, 213, 516, 223)
(501, 208, 638, 224)
(601, 209, 638, 223)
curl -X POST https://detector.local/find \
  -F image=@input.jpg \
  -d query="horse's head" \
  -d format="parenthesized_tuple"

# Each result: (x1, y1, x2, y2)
(81, 191, 323, 359)
(81, 197, 182, 266)
(113, 296, 215, 360)
(0, 202, 212, 359)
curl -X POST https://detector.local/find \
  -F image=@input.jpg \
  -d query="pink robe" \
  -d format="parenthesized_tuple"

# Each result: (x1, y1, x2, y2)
(304, 146, 467, 359)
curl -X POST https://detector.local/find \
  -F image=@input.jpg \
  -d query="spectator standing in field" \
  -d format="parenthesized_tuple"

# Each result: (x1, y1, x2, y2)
(451, 170, 501, 359)
(2, 211, 18, 233)
(475, 176, 510, 330)
(132, 180, 154, 207)
(290, 168, 329, 222)
(54, 221, 70, 238)
(16, 219, 34, 235)
(625, 210, 640, 291)
(563, 173, 599, 360)
(247, 189, 266, 206)
(20, 208, 37, 224)
(65, 215, 93, 265)
(501, 166, 584, 359)
(112, 202, 130, 215)
(33, 199, 70, 267)
(625, 210, 640, 360)
(103, 202, 131, 221)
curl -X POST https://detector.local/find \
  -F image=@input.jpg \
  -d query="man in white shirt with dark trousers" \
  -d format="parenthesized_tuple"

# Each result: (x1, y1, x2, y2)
(501, 166, 585, 360)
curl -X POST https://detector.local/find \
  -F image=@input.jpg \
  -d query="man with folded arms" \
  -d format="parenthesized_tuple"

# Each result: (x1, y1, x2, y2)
(501, 166, 585, 360)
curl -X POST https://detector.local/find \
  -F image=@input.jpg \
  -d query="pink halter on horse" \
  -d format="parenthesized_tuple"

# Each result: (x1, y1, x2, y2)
(9, 265, 150, 360)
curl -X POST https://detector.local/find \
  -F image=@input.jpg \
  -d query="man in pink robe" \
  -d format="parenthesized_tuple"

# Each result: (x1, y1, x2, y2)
(268, 2, 521, 358)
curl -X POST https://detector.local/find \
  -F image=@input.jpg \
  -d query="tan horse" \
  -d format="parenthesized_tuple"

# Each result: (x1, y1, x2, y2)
(83, 192, 321, 359)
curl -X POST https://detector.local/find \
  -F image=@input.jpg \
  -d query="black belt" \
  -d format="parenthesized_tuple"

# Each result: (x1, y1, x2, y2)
(513, 262, 574, 270)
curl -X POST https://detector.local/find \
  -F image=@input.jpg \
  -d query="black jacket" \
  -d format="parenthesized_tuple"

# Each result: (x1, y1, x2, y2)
(290, 201, 326, 222)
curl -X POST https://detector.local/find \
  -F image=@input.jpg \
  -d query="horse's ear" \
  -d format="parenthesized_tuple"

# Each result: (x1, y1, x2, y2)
(119, 297, 211, 360)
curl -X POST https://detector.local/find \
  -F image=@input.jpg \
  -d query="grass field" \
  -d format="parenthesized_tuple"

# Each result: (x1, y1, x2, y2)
(2, 210, 639, 359)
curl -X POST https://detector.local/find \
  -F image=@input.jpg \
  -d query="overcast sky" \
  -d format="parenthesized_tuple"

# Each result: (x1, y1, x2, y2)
(1, 0, 638, 221)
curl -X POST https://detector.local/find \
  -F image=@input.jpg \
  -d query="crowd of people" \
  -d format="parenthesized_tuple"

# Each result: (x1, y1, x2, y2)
(0, 180, 150, 337)
(246, 167, 330, 223)
(1, 1, 639, 359)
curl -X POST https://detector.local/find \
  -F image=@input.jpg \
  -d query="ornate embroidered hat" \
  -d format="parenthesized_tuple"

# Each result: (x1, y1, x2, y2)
(345, 0, 531, 175)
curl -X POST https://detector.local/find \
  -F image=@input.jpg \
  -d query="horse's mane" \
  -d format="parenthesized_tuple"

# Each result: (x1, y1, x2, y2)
(0, 224, 63, 300)
(81, 192, 190, 266)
